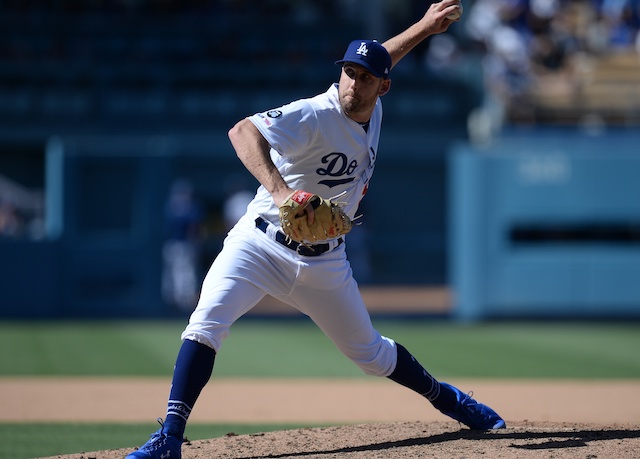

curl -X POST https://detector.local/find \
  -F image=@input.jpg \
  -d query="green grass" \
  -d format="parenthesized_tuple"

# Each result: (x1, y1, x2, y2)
(1, 319, 639, 458)
(1, 319, 639, 378)
(375, 320, 640, 378)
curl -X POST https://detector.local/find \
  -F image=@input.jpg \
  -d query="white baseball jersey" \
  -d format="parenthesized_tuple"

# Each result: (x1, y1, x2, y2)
(182, 83, 397, 378)
(246, 83, 382, 229)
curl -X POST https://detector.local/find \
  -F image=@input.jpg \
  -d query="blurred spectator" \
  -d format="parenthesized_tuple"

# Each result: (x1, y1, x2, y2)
(599, 0, 640, 49)
(464, 0, 640, 134)
(222, 175, 254, 232)
(162, 179, 204, 312)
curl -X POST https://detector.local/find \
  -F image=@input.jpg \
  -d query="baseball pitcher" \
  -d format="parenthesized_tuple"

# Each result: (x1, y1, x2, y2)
(126, 2, 504, 458)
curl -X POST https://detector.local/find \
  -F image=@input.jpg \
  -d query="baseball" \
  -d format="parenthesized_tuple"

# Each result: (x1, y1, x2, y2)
(447, 2, 463, 20)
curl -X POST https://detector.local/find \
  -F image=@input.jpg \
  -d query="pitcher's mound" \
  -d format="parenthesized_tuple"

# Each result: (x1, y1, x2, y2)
(41, 421, 640, 459)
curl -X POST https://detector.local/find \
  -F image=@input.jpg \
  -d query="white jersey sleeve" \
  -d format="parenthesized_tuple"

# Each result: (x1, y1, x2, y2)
(249, 100, 318, 161)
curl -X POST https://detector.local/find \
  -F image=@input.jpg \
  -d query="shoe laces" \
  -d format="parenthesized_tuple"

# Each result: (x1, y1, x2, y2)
(459, 391, 487, 417)
(140, 418, 174, 452)
(461, 391, 480, 408)
(462, 391, 476, 406)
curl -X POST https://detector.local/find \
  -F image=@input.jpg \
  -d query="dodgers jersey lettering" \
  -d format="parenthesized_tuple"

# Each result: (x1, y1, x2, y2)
(246, 83, 382, 230)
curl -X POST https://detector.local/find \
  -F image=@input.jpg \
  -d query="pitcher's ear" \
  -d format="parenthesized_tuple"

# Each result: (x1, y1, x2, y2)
(378, 79, 391, 96)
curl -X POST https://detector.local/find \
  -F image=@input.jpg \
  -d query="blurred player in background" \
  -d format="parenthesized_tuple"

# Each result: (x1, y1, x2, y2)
(161, 179, 204, 312)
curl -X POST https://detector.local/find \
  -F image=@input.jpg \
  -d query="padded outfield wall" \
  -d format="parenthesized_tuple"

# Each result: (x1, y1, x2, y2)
(449, 129, 640, 321)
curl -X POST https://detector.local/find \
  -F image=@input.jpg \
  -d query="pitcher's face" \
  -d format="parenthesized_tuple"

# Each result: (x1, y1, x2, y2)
(338, 64, 391, 122)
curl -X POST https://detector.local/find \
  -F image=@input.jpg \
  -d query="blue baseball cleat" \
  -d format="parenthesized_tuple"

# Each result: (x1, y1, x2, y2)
(125, 418, 183, 459)
(439, 382, 506, 430)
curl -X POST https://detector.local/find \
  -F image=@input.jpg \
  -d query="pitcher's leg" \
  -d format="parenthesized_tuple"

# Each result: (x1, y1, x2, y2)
(126, 340, 217, 458)
(292, 276, 397, 377)
(126, 228, 281, 458)
(292, 273, 505, 430)
(181, 229, 276, 350)
(389, 342, 505, 429)
(388, 342, 458, 411)
(164, 339, 216, 436)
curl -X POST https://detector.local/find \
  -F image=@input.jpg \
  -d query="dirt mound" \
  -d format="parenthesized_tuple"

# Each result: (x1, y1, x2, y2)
(39, 421, 640, 459)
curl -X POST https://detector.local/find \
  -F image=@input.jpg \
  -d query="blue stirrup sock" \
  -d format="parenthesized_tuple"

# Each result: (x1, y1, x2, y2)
(387, 342, 457, 413)
(163, 339, 216, 437)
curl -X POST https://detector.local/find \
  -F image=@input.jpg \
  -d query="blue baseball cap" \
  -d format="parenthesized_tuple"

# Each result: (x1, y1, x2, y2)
(335, 39, 392, 79)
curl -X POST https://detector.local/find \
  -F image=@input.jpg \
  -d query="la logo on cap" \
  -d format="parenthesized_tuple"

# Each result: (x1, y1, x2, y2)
(356, 42, 369, 57)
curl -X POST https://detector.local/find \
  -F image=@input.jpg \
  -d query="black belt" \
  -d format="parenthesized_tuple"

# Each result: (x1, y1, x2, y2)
(255, 217, 343, 257)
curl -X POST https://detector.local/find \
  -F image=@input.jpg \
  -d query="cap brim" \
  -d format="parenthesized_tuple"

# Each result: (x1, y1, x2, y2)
(335, 59, 386, 78)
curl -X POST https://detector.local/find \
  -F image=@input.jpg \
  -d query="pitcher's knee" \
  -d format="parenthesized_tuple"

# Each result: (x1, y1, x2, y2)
(349, 336, 397, 377)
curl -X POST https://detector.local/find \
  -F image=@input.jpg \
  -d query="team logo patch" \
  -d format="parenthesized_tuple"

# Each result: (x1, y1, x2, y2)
(267, 110, 282, 118)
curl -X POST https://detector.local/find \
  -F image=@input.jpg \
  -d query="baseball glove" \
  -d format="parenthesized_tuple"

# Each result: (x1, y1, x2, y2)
(279, 190, 353, 243)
